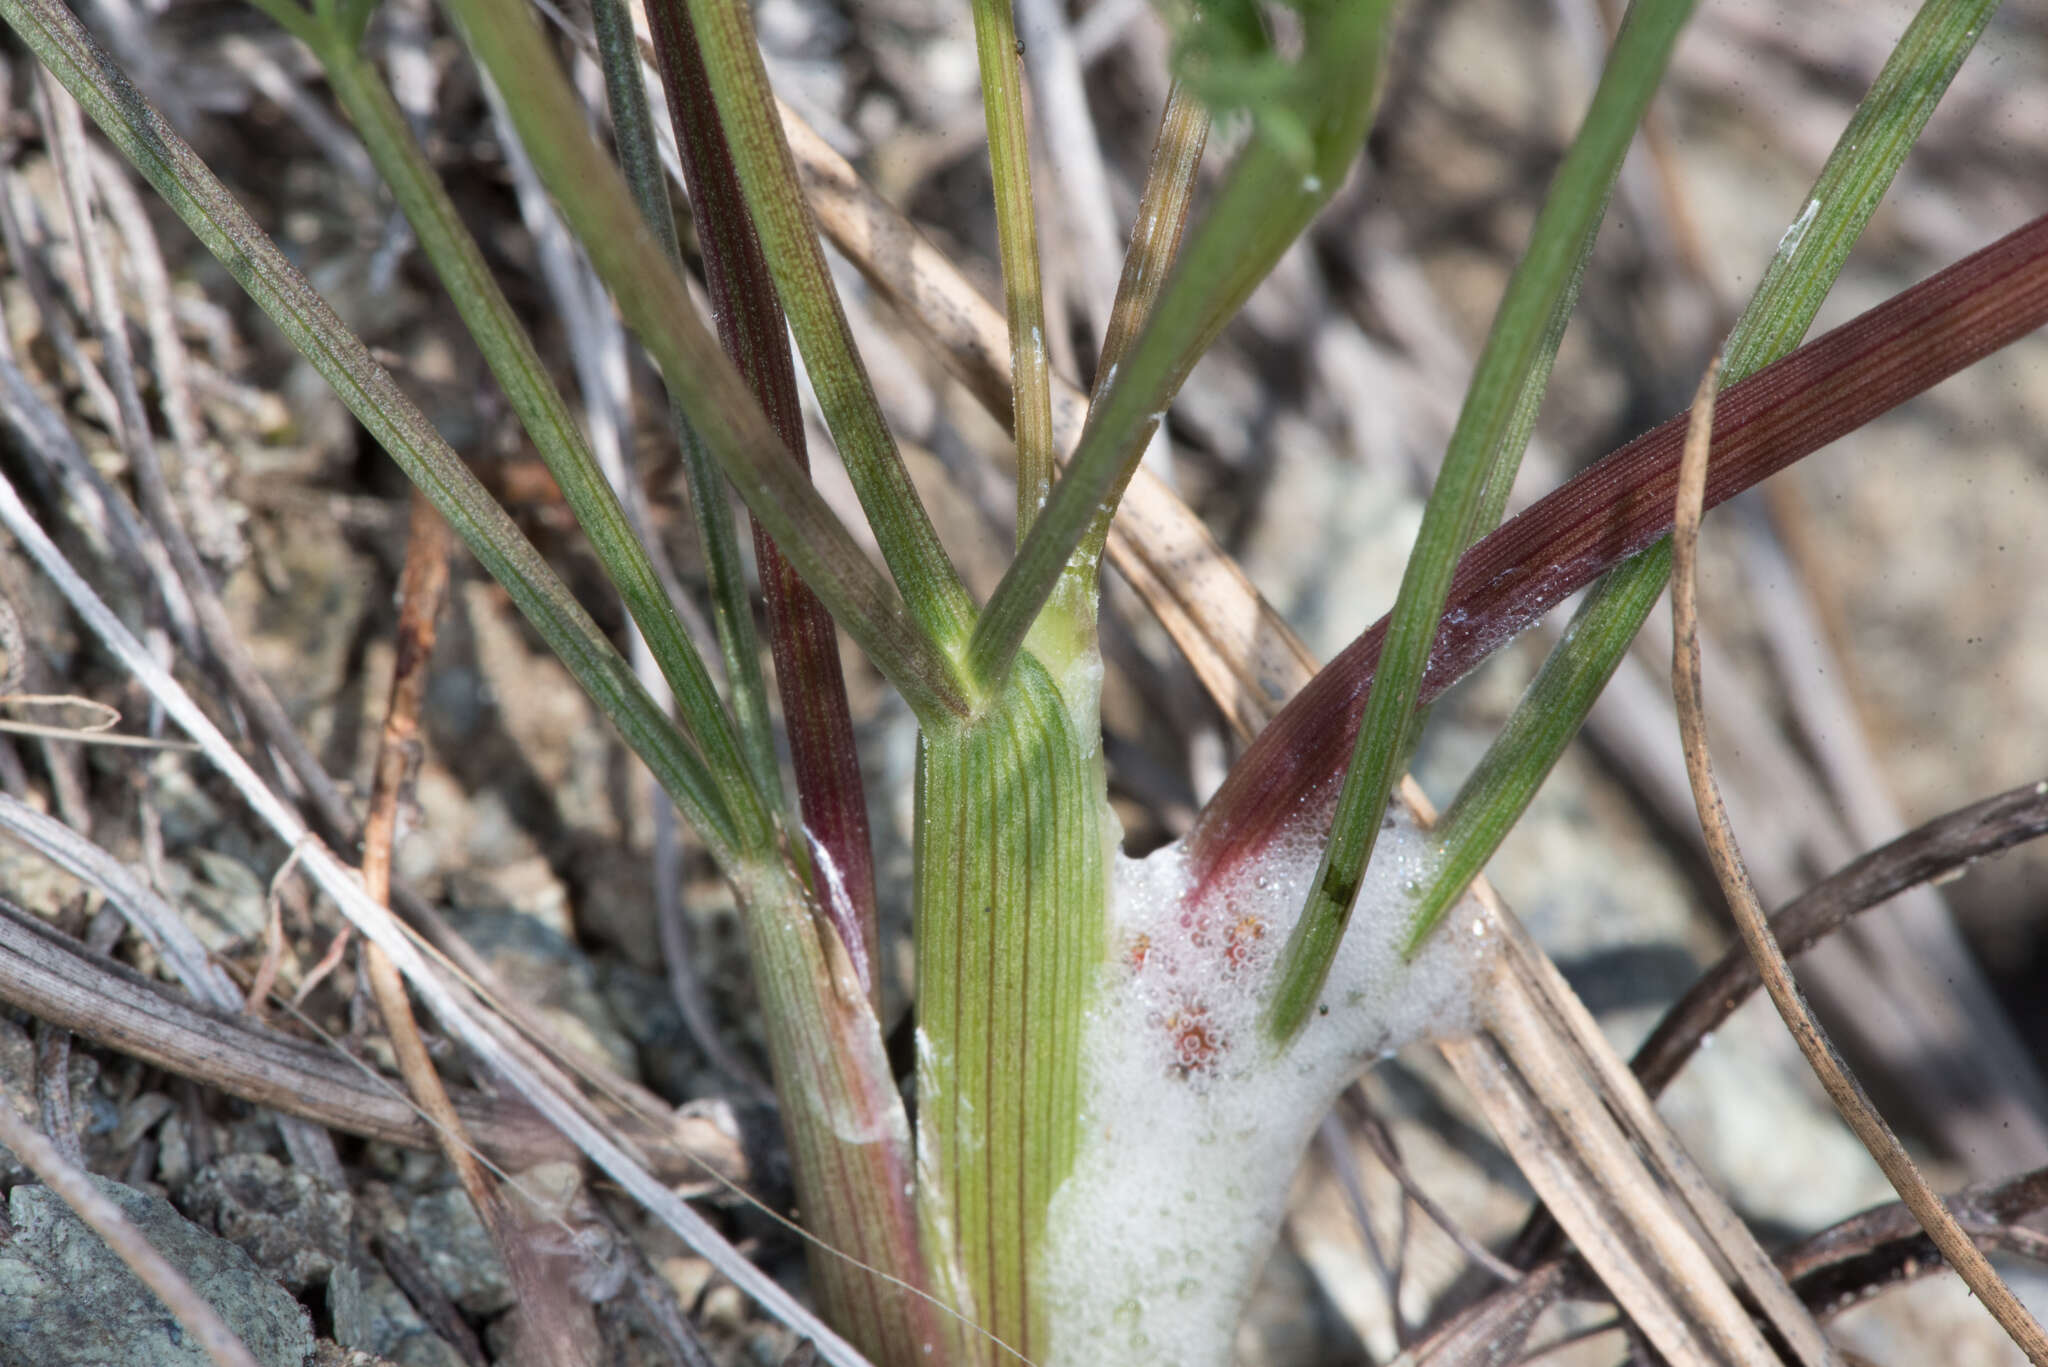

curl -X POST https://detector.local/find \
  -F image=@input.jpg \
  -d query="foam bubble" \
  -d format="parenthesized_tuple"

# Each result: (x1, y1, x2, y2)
(1040, 809, 1494, 1366)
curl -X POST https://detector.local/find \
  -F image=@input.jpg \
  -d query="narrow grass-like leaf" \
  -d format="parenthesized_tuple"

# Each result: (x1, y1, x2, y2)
(1263, 0, 1695, 1044)
(1403, 540, 1671, 951)
(1093, 81, 1208, 395)
(1721, 0, 2003, 386)
(1402, 0, 2003, 952)
(966, 0, 1400, 692)
(300, 25, 778, 856)
(1189, 207, 2048, 901)
(966, 0, 1056, 544)
(589, 0, 784, 808)
(0, 0, 760, 864)
(424, 0, 975, 723)
(671, 0, 978, 653)
(638, 0, 884, 1015)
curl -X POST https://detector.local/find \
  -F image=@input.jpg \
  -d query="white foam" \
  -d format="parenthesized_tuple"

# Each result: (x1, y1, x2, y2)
(1040, 809, 1494, 1366)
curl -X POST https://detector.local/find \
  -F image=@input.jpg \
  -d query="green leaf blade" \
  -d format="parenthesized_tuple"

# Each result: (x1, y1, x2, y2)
(1264, 0, 1698, 1044)
(1405, 0, 2005, 954)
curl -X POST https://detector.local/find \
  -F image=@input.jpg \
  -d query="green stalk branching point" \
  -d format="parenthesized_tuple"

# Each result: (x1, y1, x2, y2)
(1400, 0, 2003, 955)
(1262, 0, 1695, 1045)
(680, 0, 979, 654)
(966, 0, 1399, 692)
(1, 0, 752, 864)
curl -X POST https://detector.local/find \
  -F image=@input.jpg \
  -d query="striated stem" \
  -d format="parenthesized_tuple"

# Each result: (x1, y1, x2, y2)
(914, 655, 1108, 1364)
(965, 0, 1056, 542)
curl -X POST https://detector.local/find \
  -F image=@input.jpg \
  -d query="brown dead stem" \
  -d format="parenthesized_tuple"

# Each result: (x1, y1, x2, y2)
(359, 495, 595, 1367)
(1669, 358, 2048, 1365)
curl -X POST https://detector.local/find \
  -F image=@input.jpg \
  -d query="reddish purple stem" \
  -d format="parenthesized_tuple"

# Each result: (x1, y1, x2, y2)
(646, 0, 880, 1002)
(1190, 210, 2048, 896)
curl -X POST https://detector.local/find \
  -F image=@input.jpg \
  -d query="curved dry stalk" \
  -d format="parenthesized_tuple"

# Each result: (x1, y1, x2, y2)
(1633, 773, 2048, 1098)
(1782, 1164, 2048, 1321)
(1669, 358, 2048, 1365)
(0, 1096, 265, 1367)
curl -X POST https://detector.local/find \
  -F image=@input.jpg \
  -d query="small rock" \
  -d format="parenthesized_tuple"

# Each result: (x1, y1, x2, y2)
(0, 1174, 313, 1367)
(180, 1154, 353, 1294)
(396, 1184, 511, 1317)
(328, 1258, 468, 1367)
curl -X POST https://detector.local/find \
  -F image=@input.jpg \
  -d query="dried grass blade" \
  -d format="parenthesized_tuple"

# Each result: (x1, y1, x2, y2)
(1669, 360, 2048, 1365)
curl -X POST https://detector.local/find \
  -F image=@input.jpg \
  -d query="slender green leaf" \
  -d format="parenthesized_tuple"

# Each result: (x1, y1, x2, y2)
(1188, 207, 2048, 897)
(1093, 81, 1209, 397)
(966, 0, 1400, 692)
(1403, 540, 1671, 951)
(588, 0, 786, 810)
(302, 26, 778, 856)
(966, 0, 1056, 545)
(427, 0, 975, 723)
(1264, 0, 1695, 1045)
(0, 0, 752, 864)
(676, 0, 978, 654)
(638, 0, 885, 1015)
(1403, 0, 2004, 952)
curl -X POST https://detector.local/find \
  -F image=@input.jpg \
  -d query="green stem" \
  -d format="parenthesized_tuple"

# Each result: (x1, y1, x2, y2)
(432, 0, 974, 723)
(967, 0, 1056, 544)
(914, 661, 1106, 1363)
(965, 0, 1399, 693)
(307, 28, 779, 856)
(1092, 81, 1208, 398)
(639, 0, 883, 1010)
(9, 0, 748, 866)
(1401, 0, 2006, 955)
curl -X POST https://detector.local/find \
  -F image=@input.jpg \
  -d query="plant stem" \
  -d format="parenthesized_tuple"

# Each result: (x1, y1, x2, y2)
(1093, 81, 1208, 396)
(914, 659, 1107, 1362)
(434, 0, 976, 723)
(1399, 0, 2005, 953)
(307, 27, 780, 856)
(964, 0, 1399, 693)
(679, 0, 979, 654)
(638, 0, 883, 1010)
(966, 0, 1056, 544)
